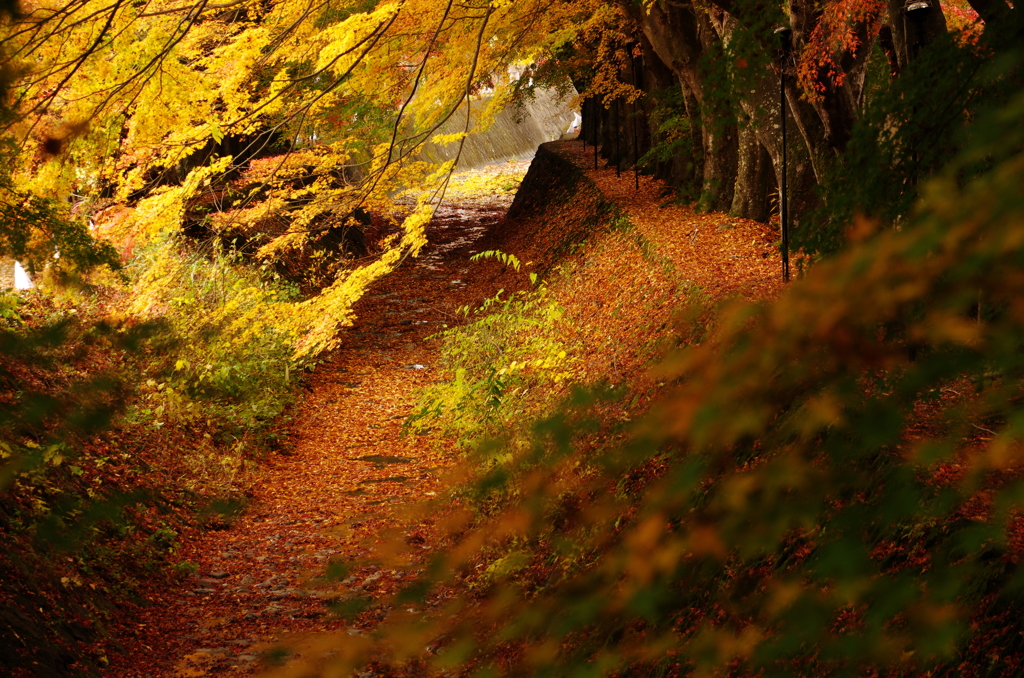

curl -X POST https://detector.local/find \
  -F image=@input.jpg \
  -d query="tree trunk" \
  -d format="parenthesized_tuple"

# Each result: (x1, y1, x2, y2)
(781, 59, 836, 183)
(629, 0, 737, 212)
(965, 0, 1012, 23)
(698, 112, 737, 212)
(708, 11, 786, 222)
(678, 84, 705, 199)
(729, 118, 773, 221)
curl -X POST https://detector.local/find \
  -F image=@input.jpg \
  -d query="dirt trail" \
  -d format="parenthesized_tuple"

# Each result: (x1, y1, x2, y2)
(102, 167, 525, 677)
(100, 143, 781, 676)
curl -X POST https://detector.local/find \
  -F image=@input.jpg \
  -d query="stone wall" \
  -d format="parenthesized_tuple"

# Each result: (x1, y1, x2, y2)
(418, 87, 577, 169)
(0, 257, 15, 289)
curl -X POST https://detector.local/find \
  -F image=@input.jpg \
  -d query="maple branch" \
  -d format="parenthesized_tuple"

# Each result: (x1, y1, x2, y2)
(259, 0, 325, 62)
(21, 0, 125, 120)
(485, 6, 543, 83)
(11, 3, 149, 92)
(364, 0, 458, 199)
(196, 11, 403, 236)
(0, 0, 95, 50)
(223, 7, 400, 130)
(138, 0, 249, 18)
(84, 4, 213, 125)
(428, 5, 494, 210)
(4, 0, 200, 132)
(361, 0, 526, 169)
(235, 4, 499, 247)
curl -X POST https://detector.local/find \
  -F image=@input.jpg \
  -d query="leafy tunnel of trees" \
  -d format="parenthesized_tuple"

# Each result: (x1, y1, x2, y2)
(2, 0, 1024, 676)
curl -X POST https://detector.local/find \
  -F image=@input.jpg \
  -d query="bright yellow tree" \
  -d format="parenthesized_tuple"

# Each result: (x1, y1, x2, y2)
(1, 0, 608, 357)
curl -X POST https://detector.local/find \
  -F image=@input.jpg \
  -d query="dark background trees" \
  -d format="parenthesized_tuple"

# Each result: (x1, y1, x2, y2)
(577, 0, 1018, 257)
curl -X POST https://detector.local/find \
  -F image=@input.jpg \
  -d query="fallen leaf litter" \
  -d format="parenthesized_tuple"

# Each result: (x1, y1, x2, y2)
(100, 148, 782, 677)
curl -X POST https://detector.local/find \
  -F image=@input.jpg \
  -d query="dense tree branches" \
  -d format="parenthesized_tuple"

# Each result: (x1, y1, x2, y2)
(573, 0, 994, 246)
(0, 0, 605, 358)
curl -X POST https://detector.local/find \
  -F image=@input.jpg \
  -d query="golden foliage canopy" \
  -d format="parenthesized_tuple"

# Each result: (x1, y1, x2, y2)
(1, 0, 605, 356)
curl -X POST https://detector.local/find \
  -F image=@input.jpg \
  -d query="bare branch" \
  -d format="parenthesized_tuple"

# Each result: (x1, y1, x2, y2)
(138, 0, 249, 18)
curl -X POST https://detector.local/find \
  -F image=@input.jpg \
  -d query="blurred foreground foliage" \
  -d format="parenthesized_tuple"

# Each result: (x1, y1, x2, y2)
(0, 101, 305, 678)
(0, 239, 305, 674)
(351, 40, 1024, 678)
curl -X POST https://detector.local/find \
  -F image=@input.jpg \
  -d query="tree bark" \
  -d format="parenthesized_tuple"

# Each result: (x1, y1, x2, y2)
(632, 0, 737, 212)
(679, 83, 705, 198)
(878, 24, 901, 78)
(708, 11, 783, 221)
(964, 0, 1012, 24)
(729, 118, 773, 221)
(639, 34, 686, 186)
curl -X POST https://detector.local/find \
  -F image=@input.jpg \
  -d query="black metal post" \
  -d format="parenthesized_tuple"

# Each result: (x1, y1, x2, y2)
(582, 97, 587, 149)
(904, 0, 931, 189)
(615, 100, 621, 177)
(594, 99, 599, 171)
(632, 47, 641, 191)
(780, 74, 789, 282)
(905, 0, 932, 60)
(775, 27, 792, 283)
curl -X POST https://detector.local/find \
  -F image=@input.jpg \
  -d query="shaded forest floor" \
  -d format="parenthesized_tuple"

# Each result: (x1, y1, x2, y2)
(98, 142, 783, 677)
(559, 142, 781, 301)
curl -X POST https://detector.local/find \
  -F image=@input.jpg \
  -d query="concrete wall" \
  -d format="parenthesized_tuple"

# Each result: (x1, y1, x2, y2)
(0, 257, 15, 289)
(418, 87, 578, 169)
(0, 258, 34, 289)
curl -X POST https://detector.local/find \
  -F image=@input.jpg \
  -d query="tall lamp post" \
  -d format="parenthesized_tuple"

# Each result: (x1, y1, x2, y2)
(904, 0, 931, 187)
(904, 0, 933, 60)
(774, 26, 793, 283)
(631, 45, 642, 191)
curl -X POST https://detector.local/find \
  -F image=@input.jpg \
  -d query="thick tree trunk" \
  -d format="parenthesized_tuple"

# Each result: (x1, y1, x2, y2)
(729, 119, 773, 221)
(640, 35, 682, 186)
(965, 0, 1012, 23)
(767, 67, 833, 187)
(709, 12, 784, 222)
(788, 159, 820, 240)
(698, 113, 737, 212)
(879, 25, 901, 78)
(630, 0, 737, 212)
(787, 0, 877, 158)
(609, 97, 634, 173)
(621, 46, 648, 177)
(693, 11, 738, 212)
(679, 85, 705, 198)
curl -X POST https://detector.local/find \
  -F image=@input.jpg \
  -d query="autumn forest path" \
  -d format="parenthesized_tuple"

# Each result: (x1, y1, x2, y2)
(100, 142, 782, 677)
(102, 164, 530, 678)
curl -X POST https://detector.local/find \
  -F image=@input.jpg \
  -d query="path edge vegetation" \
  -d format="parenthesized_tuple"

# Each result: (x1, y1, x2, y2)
(409, 142, 701, 458)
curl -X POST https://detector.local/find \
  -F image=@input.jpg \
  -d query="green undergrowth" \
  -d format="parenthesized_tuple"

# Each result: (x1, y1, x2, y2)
(409, 274, 577, 456)
(0, 238, 309, 675)
(409, 155, 708, 488)
(410, 140, 699, 456)
(124, 241, 304, 455)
